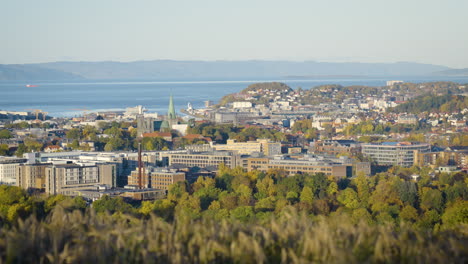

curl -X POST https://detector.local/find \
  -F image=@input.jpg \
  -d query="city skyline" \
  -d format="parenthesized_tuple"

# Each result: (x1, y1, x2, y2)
(1, 0, 468, 68)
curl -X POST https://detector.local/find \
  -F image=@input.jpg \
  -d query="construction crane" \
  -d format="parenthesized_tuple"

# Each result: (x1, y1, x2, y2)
(71, 108, 89, 120)
(25, 109, 43, 122)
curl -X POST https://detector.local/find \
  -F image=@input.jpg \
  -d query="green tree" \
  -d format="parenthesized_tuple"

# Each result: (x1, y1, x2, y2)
(300, 186, 314, 205)
(140, 199, 175, 220)
(24, 138, 42, 152)
(351, 208, 373, 224)
(70, 139, 80, 150)
(45, 195, 86, 213)
(230, 206, 254, 222)
(399, 205, 419, 223)
(66, 128, 82, 140)
(234, 184, 252, 206)
(104, 137, 124, 151)
(175, 194, 201, 219)
(219, 192, 238, 210)
(416, 210, 441, 229)
(255, 176, 276, 199)
(15, 144, 27, 157)
(397, 181, 418, 207)
(326, 181, 338, 197)
(142, 137, 168, 151)
(441, 200, 468, 228)
(286, 191, 299, 203)
(337, 188, 360, 209)
(354, 175, 371, 207)
(82, 125, 99, 140)
(0, 144, 10, 156)
(44, 194, 68, 213)
(104, 126, 122, 137)
(167, 181, 188, 201)
(193, 177, 221, 210)
(0, 185, 33, 223)
(255, 197, 276, 212)
(92, 195, 134, 214)
(369, 178, 402, 213)
(0, 129, 12, 139)
(420, 188, 444, 213)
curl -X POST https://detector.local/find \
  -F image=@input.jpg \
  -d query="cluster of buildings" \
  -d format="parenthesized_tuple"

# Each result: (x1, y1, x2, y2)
(2, 136, 466, 200)
(1, 81, 467, 201)
(179, 83, 467, 144)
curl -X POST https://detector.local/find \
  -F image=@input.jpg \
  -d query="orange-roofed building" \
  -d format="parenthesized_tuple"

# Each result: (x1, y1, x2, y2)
(44, 145, 63, 153)
(142, 132, 172, 142)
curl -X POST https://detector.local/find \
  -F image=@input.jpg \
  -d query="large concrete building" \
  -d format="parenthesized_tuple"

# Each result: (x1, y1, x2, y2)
(16, 163, 50, 191)
(161, 150, 241, 169)
(361, 142, 431, 167)
(45, 163, 116, 195)
(22, 151, 163, 187)
(127, 167, 185, 190)
(212, 139, 281, 156)
(245, 155, 352, 178)
(309, 140, 361, 156)
(0, 157, 26, 185)
(413, 146, 468, 169)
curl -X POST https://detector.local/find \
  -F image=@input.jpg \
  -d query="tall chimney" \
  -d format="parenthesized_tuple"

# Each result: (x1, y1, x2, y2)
(138, 142, 142, 189)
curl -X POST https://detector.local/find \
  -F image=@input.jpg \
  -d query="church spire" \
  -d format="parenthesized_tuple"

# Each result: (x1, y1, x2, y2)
(167, 94, 177, 120)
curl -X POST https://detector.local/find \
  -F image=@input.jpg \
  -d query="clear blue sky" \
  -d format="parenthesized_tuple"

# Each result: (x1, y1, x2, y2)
(1, 0, 467, 68)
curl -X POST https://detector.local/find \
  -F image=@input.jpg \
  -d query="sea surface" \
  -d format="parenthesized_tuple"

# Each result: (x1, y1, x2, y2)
(1, 76, 467, 117)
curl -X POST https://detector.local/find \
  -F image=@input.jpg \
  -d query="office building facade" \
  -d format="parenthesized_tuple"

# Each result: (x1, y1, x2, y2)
(361, 142, 430, 167)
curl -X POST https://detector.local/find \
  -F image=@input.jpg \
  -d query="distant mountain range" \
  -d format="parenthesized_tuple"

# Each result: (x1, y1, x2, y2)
(0, 64, 82, 81)
(433, 68, 468, 76)
(0, 60, 462, 81)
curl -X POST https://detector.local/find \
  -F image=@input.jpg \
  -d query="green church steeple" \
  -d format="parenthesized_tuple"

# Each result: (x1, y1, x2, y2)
(168, 94, 177, 120)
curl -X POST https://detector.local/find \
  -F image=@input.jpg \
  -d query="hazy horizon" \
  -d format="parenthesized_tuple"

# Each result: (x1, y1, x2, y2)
(1, 0, 468, 68)
(3, 59, 459, 69)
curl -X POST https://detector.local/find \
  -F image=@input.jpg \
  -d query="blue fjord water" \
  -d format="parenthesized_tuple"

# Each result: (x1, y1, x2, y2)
(0, 76, 467, 117)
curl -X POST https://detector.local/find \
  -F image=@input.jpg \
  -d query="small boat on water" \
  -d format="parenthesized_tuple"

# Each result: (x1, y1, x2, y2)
(25, 84, 38, 87)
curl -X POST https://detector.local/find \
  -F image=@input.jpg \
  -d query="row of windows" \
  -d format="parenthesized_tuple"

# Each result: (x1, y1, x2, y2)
(249, 161, 268, 164)
(65, 180, 98, 185)
(172, 156, 231, 160)
(264, 165, 332, 171)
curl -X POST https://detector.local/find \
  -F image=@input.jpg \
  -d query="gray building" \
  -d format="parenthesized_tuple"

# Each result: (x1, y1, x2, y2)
(0, 157, 26, 185)
(361, 142, 430, 167)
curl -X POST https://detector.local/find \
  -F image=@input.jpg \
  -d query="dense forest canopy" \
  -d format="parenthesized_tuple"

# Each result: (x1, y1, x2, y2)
(0, 166, 467, 263)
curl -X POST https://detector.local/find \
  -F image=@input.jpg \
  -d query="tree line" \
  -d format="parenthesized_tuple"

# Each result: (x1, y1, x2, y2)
(0, 166, 466, 262)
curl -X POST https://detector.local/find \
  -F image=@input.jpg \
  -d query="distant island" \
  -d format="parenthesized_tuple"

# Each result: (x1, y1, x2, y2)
(0, 60, 460, 81)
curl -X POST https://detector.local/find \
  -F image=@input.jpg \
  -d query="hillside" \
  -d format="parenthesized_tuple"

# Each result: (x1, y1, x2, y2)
(388, 94, 468, 114)
(218, 82, 293, 106)
(241, 82, 293, 93)
(0, 60, 457, 81)
(29, 60, 451, 80)
(0, 64, 83, 81)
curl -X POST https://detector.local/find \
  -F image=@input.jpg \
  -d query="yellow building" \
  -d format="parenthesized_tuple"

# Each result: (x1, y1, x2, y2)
(245, 156, 352, 178)
(16, 163, 49, 191)
(212, 139, 281, 156)
(161, 151, 241, 169)
(127, 167, 185, 190)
